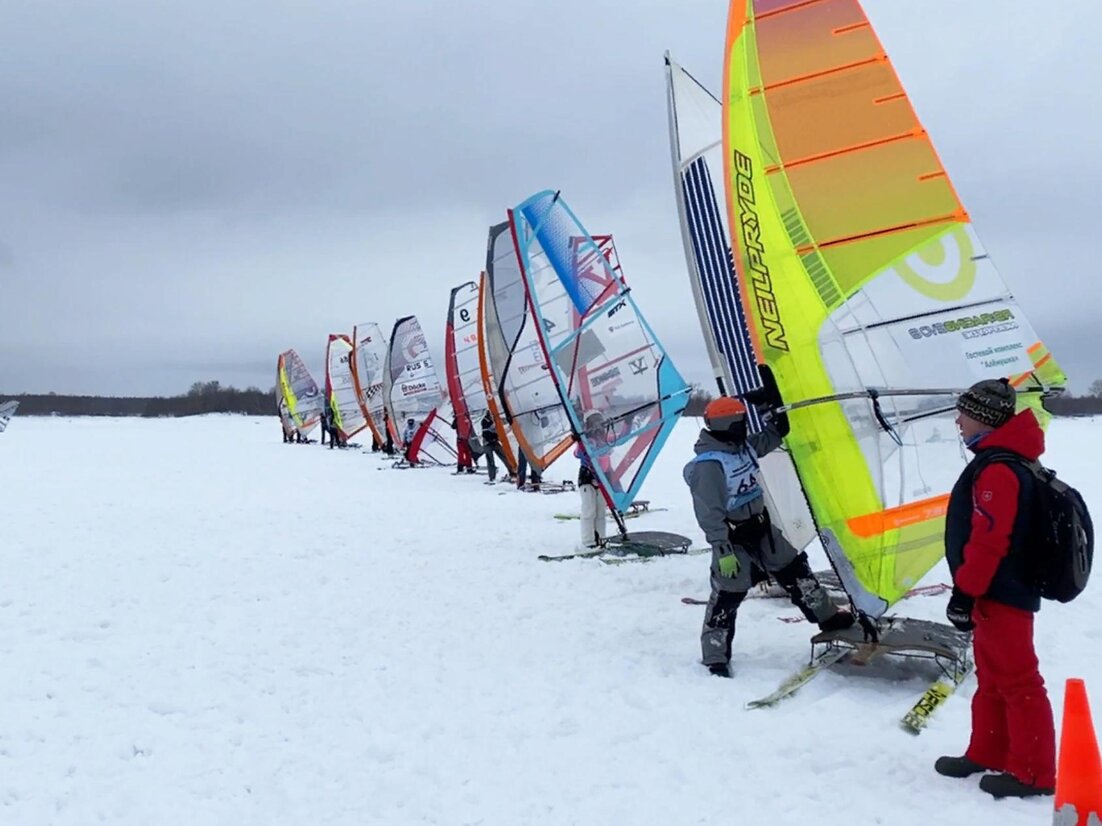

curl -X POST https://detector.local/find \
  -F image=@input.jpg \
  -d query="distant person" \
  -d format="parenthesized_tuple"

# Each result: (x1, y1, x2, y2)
(382, 409, 395, 456)
(319, 407, 329, 446)
(279, 400, 294, 444)
(935, 379, 1056, 799)
(480, 411, 510, 483)
(577, 412, 608, 549)
(328, 407, 343, 450)
(402, 417, 418, 463)
(516, 445, 541, 492)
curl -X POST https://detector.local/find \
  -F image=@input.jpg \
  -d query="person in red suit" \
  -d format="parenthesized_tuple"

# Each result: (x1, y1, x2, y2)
(935, 378, 1055, 799)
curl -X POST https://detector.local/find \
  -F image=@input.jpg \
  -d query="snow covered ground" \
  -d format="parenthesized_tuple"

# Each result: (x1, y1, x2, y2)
(2, 413, 1100, 824)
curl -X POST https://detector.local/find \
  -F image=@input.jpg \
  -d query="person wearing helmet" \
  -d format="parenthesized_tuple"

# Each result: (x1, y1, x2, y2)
(576, 410, 609, 549)
(684, 395, 853, 678)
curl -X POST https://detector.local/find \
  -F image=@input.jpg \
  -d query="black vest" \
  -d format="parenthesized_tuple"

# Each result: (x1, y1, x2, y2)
(944, 449, 1040, 612)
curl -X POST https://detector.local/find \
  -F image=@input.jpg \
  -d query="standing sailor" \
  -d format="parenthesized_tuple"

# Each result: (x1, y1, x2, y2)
(577, 412, 608, 549)
(684, 396, 853, 678)
(480, 410, 510, 483)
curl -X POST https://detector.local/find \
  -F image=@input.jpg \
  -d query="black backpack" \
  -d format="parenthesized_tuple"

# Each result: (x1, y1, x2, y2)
(980, 450, 1093, 603)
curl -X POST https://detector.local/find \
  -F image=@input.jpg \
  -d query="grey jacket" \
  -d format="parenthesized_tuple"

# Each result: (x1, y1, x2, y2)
(683, 426, 783, 545)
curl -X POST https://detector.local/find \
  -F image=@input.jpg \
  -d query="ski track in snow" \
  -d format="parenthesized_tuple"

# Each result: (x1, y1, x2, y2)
(2, 414, 1098, 824)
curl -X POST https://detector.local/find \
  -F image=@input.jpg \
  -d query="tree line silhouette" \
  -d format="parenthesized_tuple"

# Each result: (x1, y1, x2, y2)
(2, 380, 1100, 418)
(3, 381, 275, 417)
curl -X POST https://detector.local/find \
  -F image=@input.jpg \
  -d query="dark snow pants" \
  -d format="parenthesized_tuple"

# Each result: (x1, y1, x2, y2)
(700, 513, 835, 666)
(965, 598, 1055, 787)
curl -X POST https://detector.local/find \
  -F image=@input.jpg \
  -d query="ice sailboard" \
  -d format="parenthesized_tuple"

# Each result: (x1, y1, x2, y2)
(382, 315, 449, 460)
(0, 400, 18, 433)
(484, 220, 573, 474)
(508, 190, 691, 541)
(350, 322, 389, 446)
(714, 0, 1066, 711)
(720, 0, 1064, 622)
(277, 349, 323, 438)
(325, 334, 369, 442)
(445, 281, 488, 454)
(477, 269, 520, 475)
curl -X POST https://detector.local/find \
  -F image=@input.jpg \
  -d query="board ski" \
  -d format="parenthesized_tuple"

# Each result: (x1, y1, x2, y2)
(745, 647, 850, 709)
(899, 662, 973, 734)
(554, 501, 666, 521)
(598, 547, 710, 565)
(539, 546, 708, 564)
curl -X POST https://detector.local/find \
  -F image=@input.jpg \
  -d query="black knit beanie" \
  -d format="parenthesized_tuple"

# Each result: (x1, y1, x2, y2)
(956, 378, 1016, 428)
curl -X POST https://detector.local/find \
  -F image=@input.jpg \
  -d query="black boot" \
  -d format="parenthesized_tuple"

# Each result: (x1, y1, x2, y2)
(935, 755, 991, 778)
(818, 610, 855, 633)
(979, 773, 1054, 798)
(707, 663, 731, 678)
(773, 552, 834, 624)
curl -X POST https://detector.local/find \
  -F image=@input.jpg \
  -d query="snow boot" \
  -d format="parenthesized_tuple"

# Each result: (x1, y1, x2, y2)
(817, 610, 855, 633)
(978, 773, 1054, 798)
(707, 663, 731, 678)
(934, 755, 991, 778)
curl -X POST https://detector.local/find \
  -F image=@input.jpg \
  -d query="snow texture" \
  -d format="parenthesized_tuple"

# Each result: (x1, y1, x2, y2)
(2, 414, 1099, 824)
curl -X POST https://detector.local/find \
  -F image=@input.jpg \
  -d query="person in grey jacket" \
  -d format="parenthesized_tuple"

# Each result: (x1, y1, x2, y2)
(684, 395, 853, 677)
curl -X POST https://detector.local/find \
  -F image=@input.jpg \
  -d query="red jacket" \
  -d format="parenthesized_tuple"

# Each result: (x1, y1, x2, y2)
(947, 410, 1044, 606)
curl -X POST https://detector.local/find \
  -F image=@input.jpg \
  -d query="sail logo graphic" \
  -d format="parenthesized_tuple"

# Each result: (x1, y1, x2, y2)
(896, 227, 977, 301)
(733, 150, 787, 351)
(591, 366, 620, 387)
(402, 333, 427, 361)
(907, 309, 1015, 340)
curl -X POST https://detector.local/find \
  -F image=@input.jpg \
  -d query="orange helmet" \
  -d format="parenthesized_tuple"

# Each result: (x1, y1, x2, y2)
(704, 396, 748, 434)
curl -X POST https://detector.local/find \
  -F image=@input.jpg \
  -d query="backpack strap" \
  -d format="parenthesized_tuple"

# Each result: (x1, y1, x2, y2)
(972, 448, 1044, 480)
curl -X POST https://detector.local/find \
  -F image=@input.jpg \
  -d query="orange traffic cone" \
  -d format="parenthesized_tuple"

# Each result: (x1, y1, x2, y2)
(1054, 678, 1102, 825)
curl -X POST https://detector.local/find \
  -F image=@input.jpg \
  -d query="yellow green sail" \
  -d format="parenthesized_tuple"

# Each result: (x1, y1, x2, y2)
(722, 0, 1065, 616)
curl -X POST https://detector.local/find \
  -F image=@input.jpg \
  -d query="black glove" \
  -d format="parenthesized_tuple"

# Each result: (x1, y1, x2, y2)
(946, 587, 975, 632)
(741, 386, 770, 406)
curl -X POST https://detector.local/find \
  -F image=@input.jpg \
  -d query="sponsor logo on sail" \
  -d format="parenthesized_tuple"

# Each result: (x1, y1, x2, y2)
(733, 150, 787, 351)
(907, 309, 1016, 340)
(591, 366, 620, 387)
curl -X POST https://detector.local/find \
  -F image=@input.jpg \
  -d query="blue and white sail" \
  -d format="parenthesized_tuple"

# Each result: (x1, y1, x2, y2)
(508, 190, 690, 513)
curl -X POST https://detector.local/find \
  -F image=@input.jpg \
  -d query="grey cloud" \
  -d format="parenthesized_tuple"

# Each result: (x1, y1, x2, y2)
(1, 0, 1099, 398)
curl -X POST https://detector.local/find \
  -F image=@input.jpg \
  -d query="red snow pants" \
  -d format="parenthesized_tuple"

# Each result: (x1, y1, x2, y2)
(457, 439, 472, 470)
(965, 597, 1055, 787)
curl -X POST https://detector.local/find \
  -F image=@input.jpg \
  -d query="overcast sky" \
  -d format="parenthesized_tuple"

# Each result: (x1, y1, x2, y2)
(1, 0, 1099, 397)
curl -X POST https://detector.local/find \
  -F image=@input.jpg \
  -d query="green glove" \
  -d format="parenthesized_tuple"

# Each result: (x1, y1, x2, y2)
(716, 543, 740, 578)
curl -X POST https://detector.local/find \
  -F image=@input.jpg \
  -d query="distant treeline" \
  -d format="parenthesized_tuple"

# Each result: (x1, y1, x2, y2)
(3, 381, 1100, 419)
(1045, 395, 1102, 417)
(681, 386, 1102, 418)
(3, 382, 276, 417)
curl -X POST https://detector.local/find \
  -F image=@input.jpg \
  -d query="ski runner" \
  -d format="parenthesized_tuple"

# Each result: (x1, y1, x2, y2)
(935, 379, 1056, 798)
(684, 396, 853, 678)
